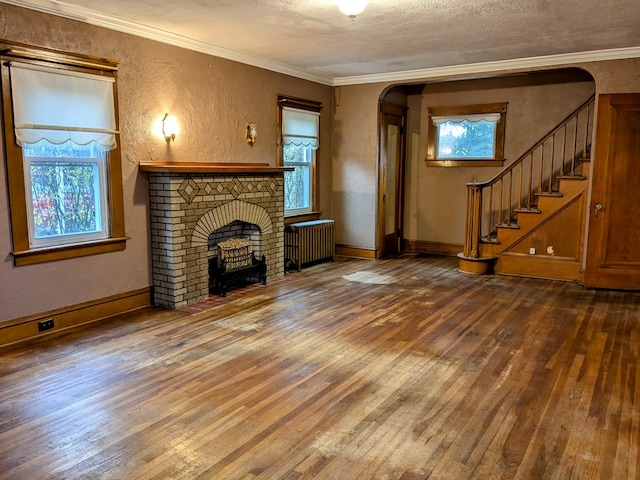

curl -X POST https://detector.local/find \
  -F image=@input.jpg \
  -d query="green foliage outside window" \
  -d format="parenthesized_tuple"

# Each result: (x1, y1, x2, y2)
(437, 120, 496, 159)
(24, 140, 105, 240)
(30, 162, 99, 238)
(284, 144, 312, 211)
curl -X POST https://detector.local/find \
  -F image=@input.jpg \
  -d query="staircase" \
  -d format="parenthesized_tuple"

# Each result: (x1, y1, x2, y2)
(458, 95, 595, 281)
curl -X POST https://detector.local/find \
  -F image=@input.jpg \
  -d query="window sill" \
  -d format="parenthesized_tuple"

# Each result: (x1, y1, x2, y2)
(285, 211, 322, 224)
(12, 236, 128, 266)
(426, 159, 504, 168)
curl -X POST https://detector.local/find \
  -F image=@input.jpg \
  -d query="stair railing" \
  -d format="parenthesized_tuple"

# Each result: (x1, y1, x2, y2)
(463, 94, 595, 258)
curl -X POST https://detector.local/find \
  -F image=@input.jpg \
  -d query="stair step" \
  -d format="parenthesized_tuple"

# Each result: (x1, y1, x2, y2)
(557, 175, 587, 181)
(535, 191, 563, 198)
(496, 223, 520, 230)
(513, 208, 541, 214)
(480, 236, 500, 244)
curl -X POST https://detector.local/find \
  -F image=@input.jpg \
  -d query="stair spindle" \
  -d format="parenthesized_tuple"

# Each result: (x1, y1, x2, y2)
(561, 125, 567, 175)
(538, 144, 545, 194)
(572, 116, 578, 174)
(508, 171, 513, 224)
(548, 134, 555, 193)
(517, 163, 523, 210)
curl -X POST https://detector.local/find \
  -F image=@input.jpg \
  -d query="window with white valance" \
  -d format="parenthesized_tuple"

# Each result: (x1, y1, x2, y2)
(426, 103, 508, 167)
(10, 62, 118, 148)
(431, 113, 502, 125)
(1, 42, 126, 265)
(282, 107, 320, 149)
(278, 97, 322, 215)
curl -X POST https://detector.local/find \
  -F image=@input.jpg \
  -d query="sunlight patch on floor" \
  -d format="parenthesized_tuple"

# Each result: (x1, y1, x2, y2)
(342, 271, 394, 284)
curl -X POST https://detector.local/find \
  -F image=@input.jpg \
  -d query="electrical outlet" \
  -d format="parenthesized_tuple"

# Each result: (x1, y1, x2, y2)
(38, 319, 54, 332)
(529, 247, 536, 255)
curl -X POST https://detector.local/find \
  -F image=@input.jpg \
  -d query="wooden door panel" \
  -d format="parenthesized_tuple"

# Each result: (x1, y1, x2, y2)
(585, 94, 640, 289)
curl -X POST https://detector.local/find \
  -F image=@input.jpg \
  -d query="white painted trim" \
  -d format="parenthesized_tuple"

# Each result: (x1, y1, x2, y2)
(333, 47, 640, 86)
(3, 0, 640, 87)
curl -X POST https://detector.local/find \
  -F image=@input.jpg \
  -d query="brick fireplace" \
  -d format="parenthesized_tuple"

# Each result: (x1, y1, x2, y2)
(139, 162, 289, 309)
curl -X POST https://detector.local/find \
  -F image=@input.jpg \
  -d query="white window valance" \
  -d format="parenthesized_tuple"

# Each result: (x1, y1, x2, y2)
(432, 113, 501, 125)
(282, 106, 320, 149)
(10, 62, 118, 148)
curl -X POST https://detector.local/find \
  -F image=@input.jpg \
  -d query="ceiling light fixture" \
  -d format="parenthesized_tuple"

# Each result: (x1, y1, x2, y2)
(336, 0, 369, 19)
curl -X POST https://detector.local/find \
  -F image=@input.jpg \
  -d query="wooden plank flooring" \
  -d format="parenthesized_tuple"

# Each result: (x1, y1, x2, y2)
(0, 254, 639, 479)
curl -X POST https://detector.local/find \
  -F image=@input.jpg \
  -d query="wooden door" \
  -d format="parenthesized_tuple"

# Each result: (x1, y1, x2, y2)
(378, 103, 406, 258)
(585, 94, 640, 289)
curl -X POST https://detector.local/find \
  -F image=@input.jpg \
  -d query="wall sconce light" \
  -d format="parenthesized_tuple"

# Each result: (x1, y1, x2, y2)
(246, 123, 257, 146)
(162, 113, 177, 142)
(336, 0, 369, 18)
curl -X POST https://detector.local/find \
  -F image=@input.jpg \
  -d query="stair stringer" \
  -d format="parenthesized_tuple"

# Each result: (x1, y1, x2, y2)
(495, 189, 587, 281)
(480, 177, 588, 259)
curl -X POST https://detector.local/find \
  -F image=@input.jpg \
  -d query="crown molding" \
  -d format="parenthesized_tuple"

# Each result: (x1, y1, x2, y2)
(332, 46, 640, 86)
(3, 1, 640, 88)
(0, 0, 335, 86)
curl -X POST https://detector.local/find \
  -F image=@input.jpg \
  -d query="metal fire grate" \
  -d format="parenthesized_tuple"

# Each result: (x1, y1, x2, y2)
(217, 238, 252, 270)
(209, 238, 266, 297)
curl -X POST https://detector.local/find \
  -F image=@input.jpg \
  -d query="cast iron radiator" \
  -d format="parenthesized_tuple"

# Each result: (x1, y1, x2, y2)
(285, 219, 335, 271)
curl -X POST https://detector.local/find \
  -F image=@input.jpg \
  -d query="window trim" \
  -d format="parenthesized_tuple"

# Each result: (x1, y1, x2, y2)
(426, 102, 508, 167)
(277, 95, 322, 217)
(0, 41, 126, 266)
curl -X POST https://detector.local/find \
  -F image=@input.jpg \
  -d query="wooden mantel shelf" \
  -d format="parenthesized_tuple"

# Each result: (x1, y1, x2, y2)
(139, 162, 292, 174)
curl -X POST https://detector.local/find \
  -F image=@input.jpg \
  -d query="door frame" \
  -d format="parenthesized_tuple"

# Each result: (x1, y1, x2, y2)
(377, 102, 408, 258)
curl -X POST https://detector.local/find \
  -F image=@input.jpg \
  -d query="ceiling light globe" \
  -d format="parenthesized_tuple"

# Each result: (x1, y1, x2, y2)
(336, 0, 370, 18)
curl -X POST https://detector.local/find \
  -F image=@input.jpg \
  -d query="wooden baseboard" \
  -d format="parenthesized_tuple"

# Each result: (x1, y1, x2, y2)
(335, 244, 377, 259)
(404, 240, 463, 257)
(0, 287, 152, 347)
(496, 253, 584, 282)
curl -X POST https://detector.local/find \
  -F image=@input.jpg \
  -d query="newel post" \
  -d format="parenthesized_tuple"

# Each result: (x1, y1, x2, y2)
(464, 184, 482, 259)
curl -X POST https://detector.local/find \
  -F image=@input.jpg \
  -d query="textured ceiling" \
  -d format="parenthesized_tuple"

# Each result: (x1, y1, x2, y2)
(3, 0, 640, 83)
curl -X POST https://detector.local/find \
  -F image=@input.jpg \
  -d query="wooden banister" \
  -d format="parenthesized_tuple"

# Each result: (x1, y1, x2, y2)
(462, 94, 594, 259)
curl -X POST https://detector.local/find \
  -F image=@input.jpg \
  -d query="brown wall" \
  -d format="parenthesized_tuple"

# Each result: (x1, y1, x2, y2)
(0, 4, 333, 322)
(405, 71, 595, 246)
(332, 59, 640, 254)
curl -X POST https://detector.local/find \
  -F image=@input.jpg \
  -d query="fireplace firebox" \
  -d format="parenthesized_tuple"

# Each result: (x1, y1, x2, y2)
(208, 238, 267, 296)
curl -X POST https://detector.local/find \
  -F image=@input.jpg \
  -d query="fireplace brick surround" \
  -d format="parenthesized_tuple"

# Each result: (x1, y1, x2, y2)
(140, 163, 289, 309)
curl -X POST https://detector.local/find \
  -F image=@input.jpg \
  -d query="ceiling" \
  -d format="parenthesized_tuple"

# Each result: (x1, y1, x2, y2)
(3, 0, 640, 85)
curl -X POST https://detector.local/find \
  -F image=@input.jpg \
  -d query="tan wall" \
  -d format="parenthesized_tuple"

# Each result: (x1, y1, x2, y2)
(332, 83, 381, 248)
(0, 5, 332, 322)
(405, 73, 595, 246)
(332, 58, 640, 253)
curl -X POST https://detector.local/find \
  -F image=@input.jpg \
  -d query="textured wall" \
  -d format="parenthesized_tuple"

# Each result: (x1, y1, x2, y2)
(332, 59, 640, 253)
(332, 83, 381, 248)
(406, 72, 595, 246)
(0, 4, 332, 322)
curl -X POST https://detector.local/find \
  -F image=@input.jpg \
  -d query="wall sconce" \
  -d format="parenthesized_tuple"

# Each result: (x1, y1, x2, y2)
(246, 123, 257, 146)
(162, 113, 177, 142)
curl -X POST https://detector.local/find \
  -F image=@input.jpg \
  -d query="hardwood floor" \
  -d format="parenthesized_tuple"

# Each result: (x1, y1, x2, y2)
(1, 255, 638, 479)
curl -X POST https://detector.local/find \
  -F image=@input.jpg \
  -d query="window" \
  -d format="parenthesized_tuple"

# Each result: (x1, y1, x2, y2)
(1, 42, 126, 266)
(278, 97, 322, 215)
(426, 102, 507, 167)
